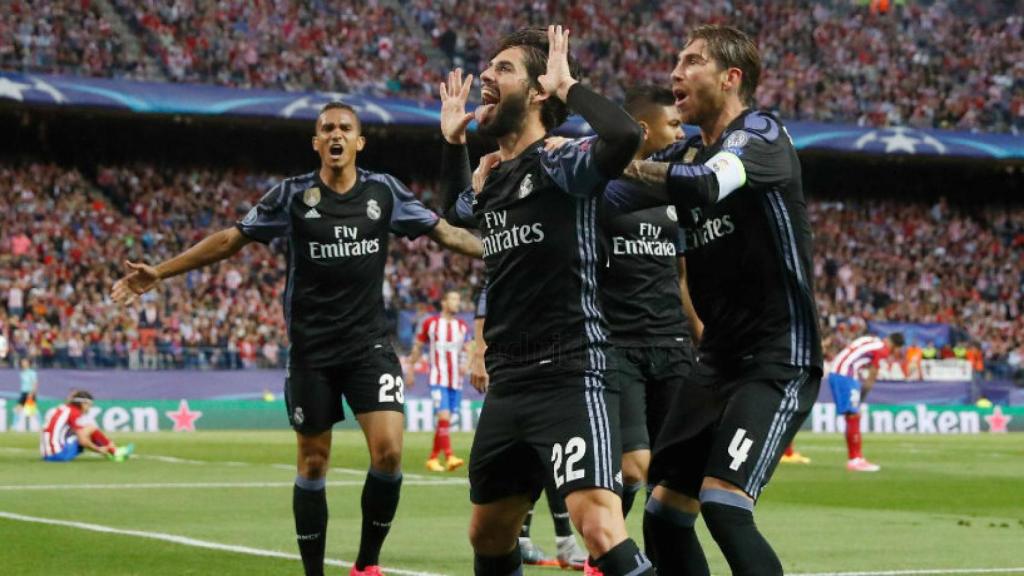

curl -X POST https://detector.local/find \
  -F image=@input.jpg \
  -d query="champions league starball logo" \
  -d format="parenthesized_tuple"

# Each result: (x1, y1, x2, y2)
(854, 127, 947, 155)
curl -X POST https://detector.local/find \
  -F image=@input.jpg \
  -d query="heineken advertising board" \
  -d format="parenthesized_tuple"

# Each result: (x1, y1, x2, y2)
(1, 399, 1018, 434)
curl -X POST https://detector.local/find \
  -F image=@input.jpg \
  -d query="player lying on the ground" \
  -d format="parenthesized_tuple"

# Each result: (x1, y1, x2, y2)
(41, 389, 134, 463)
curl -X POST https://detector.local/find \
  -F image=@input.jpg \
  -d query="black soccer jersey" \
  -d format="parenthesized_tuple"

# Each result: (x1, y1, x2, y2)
(448, 137, 611, 385)
(236, 169, 439, 367)
(608, 110, 822, 370)
(598, 201, 689, 347)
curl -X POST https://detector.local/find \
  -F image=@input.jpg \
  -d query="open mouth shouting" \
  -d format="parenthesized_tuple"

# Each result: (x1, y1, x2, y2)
(476, 86, 500, 124)
(328, 142, 344, 161)
(673, 87, 690, 108)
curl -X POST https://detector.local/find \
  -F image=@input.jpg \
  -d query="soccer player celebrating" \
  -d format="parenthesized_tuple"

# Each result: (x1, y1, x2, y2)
(829, 331, 905, 472)
(111, 102, 482, 576)
(599, 85, 701, 520)
(41, 390, 133, 462)
(607, 25, 823, 575)
(406, 290, 470, 472)
(439, 25, 653, 576)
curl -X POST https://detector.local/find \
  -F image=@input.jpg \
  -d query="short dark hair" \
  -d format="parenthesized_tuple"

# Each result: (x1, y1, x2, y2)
(317, 101, 361, 132)
(495, 28, 581, 131)
(888, 332, 906, 348)
(686, 25, 761, 103)
(69, 390, 94, 406)
(623, 85, 675, 120)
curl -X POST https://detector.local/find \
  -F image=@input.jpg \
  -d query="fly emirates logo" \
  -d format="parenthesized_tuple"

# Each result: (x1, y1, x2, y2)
(613, 222, 676, 257)
(481, 210, 545, 258)
(685, 207, 735, 249)
(308, 225, 380, 259)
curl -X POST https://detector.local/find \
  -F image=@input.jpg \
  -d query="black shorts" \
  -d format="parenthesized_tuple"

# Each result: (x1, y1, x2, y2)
(17, 392, 31, 406)
(284, 341, 405, 434)
(615, 344, 694, 452)
(649, 361, 820, 501)
(469, 375, 623, 505)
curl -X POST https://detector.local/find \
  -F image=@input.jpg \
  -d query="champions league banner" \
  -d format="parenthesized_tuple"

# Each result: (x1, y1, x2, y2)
(3, 71, 1023, 160)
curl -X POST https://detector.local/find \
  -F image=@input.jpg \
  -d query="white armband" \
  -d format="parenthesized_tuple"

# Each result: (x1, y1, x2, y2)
(703, 151, 746, 201)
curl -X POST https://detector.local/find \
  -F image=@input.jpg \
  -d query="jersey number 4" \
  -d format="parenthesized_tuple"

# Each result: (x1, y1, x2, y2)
(551, 437, 586, 488)
(727, 428, 754, 471)
(378, 374, 405, 404)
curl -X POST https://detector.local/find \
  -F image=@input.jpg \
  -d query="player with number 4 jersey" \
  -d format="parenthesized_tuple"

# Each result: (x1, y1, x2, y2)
(604, 26, 823, 576)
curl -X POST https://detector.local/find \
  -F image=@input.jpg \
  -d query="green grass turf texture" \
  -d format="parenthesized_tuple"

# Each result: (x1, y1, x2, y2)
(1, 431, 1021, 575)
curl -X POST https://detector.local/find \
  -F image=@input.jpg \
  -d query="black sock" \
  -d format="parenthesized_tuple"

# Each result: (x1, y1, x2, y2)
(593, 538, 653, 576)
(475, 543, 524, 575)
(293, 475, 328, 576)
(621, 482, 644, 518)
(519, 509, 534, 539)
(700, 489, 782, 576)
(544, 484, 573, 537)
(643, 497, 709, 576)
(355, 469, 402, 570)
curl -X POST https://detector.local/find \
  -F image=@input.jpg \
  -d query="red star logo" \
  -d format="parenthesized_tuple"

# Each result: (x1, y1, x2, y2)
(166, 399, 203, 432)
(984, 406, 1012, 434)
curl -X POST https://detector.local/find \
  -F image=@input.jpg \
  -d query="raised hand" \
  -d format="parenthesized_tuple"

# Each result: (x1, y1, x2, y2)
(111, 260, 161, 304)
(439, 68, 475, 144)
(537, 25, 578, 102)
(472, 152, 502, 194)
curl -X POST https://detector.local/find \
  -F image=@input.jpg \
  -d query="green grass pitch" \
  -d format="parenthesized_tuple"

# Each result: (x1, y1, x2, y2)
(1, 431, 1021, 575)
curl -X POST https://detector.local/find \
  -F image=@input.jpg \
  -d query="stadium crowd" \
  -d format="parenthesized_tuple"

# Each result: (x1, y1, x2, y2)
(1, 162, 1021, 380)
(5, 1, 1021, 133)
(0, 162, 482, 371)
(110, 0, 445, 100)
(3, 1, 1022, 133)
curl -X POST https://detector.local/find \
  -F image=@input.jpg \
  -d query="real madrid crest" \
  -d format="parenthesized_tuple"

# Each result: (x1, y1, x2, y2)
(366, 198, 381, 220)
(666, 206, 677, 222)
(518, 174, 534, 199)
(303, 187, 321, 207)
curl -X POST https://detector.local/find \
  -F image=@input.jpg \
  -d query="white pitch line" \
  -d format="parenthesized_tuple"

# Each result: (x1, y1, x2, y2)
(794, 565, 1024, 569)
(0, 511, 448, 576)
(0, 479, 467, 491)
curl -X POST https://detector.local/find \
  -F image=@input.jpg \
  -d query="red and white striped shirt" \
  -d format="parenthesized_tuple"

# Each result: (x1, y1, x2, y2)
(40, 403, 83, 457)
(830, 336, 889, 378)
(417, 315, 468, 389)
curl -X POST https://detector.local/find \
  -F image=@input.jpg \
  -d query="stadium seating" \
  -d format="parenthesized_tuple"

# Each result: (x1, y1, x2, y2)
(0, 162, 482, 370)
(2, 1, 1020, 133)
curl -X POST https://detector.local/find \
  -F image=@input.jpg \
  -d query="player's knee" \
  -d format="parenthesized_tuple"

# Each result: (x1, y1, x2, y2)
(621, 461, 646, 487)
(576, 512, 619, 556)
(298, 452, 330, 479)
(369, 444, 402, 473)
(467, 518, 516, 556)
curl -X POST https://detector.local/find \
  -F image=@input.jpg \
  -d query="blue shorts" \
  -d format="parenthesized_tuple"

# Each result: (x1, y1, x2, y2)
(828, 373, 861, 415)
(43, 437, 83, 462)
(430, 386, 462, 415)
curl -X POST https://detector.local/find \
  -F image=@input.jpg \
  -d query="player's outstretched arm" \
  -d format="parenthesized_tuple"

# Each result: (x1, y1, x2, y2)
(428, 220, 484, 258)
(111, 227, 251, 304)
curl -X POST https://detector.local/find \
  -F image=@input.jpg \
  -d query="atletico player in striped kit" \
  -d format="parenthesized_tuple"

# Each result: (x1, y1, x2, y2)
(41, 390, 133, 462)
(407, 290, 470, 472)
(829, 331, 905, 472)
